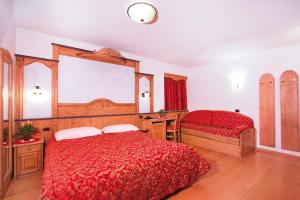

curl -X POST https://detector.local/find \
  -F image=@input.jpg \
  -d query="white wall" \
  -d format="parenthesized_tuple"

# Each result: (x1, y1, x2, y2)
(0, 0, 15, 54)
(3, 63, 8, 120)
(15, 27, 187, 115)
(188, 43, 300, 156)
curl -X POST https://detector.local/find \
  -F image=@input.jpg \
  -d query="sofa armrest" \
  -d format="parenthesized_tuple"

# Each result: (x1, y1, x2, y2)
(240, 128, 256, 158)
(234, 125, 249, 132)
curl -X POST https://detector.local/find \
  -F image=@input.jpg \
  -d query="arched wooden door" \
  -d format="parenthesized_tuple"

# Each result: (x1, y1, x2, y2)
(259, 73, 275, 147)
(280, 70, 300, 152)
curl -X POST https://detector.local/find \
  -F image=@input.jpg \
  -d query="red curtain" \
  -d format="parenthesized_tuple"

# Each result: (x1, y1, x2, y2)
(164, 77, 187, 111)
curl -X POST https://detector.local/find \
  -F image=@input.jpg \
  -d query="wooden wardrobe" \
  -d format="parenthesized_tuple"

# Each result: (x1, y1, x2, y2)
(0, 48, 14, 198)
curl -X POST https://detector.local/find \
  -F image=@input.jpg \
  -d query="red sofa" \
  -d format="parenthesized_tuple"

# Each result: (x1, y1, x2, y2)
(180, 110, 256, 158)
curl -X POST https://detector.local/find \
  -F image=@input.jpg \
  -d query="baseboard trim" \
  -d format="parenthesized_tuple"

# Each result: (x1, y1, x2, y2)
(257, 148, 300, 161)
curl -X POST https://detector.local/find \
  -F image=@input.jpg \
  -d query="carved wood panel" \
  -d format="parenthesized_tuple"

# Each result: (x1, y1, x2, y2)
(57, 98, 136, 117)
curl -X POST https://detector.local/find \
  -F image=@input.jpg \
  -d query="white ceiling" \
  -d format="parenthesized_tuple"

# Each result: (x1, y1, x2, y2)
(13, 0, 300, 67)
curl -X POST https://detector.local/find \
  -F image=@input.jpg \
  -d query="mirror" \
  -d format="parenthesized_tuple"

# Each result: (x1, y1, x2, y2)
(2, 63, 9, 179)
(58, 56, 135, 104)
(23, 63, 52, 118)
(139, 77, 150, 113)
(137, 73, 154, 113)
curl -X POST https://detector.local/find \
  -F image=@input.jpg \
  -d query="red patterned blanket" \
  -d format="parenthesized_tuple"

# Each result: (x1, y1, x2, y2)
(41, 131, 209, 199)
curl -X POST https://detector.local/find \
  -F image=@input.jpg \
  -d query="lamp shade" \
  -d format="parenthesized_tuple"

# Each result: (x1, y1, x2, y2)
(127, 2, 157, 24)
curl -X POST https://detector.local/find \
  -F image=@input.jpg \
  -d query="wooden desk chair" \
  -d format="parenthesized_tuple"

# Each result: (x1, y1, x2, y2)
(166, 115, 180, 142)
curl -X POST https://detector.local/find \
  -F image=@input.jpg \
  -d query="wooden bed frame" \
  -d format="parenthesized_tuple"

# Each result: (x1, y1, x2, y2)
(15, 97, 187, 143)
(181, 127, 256, 158)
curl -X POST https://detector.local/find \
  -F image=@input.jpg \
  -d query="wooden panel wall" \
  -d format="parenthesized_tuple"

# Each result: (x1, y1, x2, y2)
(16, 110, 187, 143)
(259, 73, 275, 147)
(57, 99, 136, 117)
(280, 70, 300, 152)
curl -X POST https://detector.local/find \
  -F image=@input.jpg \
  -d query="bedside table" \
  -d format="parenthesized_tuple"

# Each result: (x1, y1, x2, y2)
(13, 138, 44, 179)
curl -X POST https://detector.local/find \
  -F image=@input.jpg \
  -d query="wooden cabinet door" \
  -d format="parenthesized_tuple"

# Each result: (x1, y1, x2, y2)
(280, 70, 300, 152)
(17, 153, 41, 176)
(152, 122, 166, 140)
(259, 73, 275, 147)
(2, 148, 8, 176)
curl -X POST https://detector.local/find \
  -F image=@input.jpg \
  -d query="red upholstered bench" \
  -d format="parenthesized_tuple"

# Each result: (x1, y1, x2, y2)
(180, 110, 256, 158)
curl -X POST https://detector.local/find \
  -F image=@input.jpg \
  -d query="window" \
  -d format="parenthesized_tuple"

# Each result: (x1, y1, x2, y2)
(164, 73, 187, 111)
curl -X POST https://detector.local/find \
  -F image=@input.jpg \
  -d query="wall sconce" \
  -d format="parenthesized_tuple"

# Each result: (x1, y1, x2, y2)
(32, 86, 43, 96)
(141, 91, 150, 98)
(229, 71, 246, 91)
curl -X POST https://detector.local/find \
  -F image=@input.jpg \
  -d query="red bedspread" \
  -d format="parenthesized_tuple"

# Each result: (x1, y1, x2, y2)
(41, 131, 210, 200)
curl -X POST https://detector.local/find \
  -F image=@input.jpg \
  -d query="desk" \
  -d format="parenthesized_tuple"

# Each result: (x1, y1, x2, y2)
(138, 117, 176, 140)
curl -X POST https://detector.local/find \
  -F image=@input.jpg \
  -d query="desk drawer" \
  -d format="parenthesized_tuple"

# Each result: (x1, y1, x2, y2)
(17, 144, 41, 154)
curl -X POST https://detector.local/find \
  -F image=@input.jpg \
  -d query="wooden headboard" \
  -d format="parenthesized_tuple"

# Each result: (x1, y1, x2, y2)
(57, 98, 136, 117)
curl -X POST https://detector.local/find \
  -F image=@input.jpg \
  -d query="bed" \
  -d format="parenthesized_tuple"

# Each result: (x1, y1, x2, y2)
(41, 130, 210, 199)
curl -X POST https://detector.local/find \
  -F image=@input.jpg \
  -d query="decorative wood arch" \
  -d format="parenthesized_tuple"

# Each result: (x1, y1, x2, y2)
(15, 54, 59, 119)
(136, 72, 154, 112)
(280, 70, 300, 152)
(259, 73, 275, 147)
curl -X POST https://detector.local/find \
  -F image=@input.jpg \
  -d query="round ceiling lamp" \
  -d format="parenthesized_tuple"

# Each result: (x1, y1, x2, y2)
(127, 2, 158, 24)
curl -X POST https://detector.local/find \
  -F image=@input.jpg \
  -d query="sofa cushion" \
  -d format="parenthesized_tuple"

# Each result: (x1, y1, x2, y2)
(181, 110, 213, 126)
(181, 122, 241, 138)
(211, 111, 254, 129)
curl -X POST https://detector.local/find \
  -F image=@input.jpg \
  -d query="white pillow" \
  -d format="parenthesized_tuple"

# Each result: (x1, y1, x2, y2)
(101, 124, 139, 134)
(55, 127, 102, 141)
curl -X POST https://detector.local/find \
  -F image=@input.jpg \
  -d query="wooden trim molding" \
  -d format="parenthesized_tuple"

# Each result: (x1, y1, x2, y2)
(15, 55, 58, 119)
(135, 72, 154, 77)
(14, 110, 188, 121)
(164, 73, 187, 81)
(51, 43, 140, 71)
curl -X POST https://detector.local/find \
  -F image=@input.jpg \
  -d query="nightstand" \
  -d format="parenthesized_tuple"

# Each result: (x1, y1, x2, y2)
(13, 138, 44, 179)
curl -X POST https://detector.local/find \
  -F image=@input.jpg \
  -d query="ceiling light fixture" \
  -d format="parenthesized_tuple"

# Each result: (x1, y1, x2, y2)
(127, 2, 158, 24)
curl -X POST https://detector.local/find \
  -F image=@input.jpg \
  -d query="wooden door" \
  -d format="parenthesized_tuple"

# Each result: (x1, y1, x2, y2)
(259, 73, 275, 147)
(280, 70, 300, 152)
(152, 122, 166, 140)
